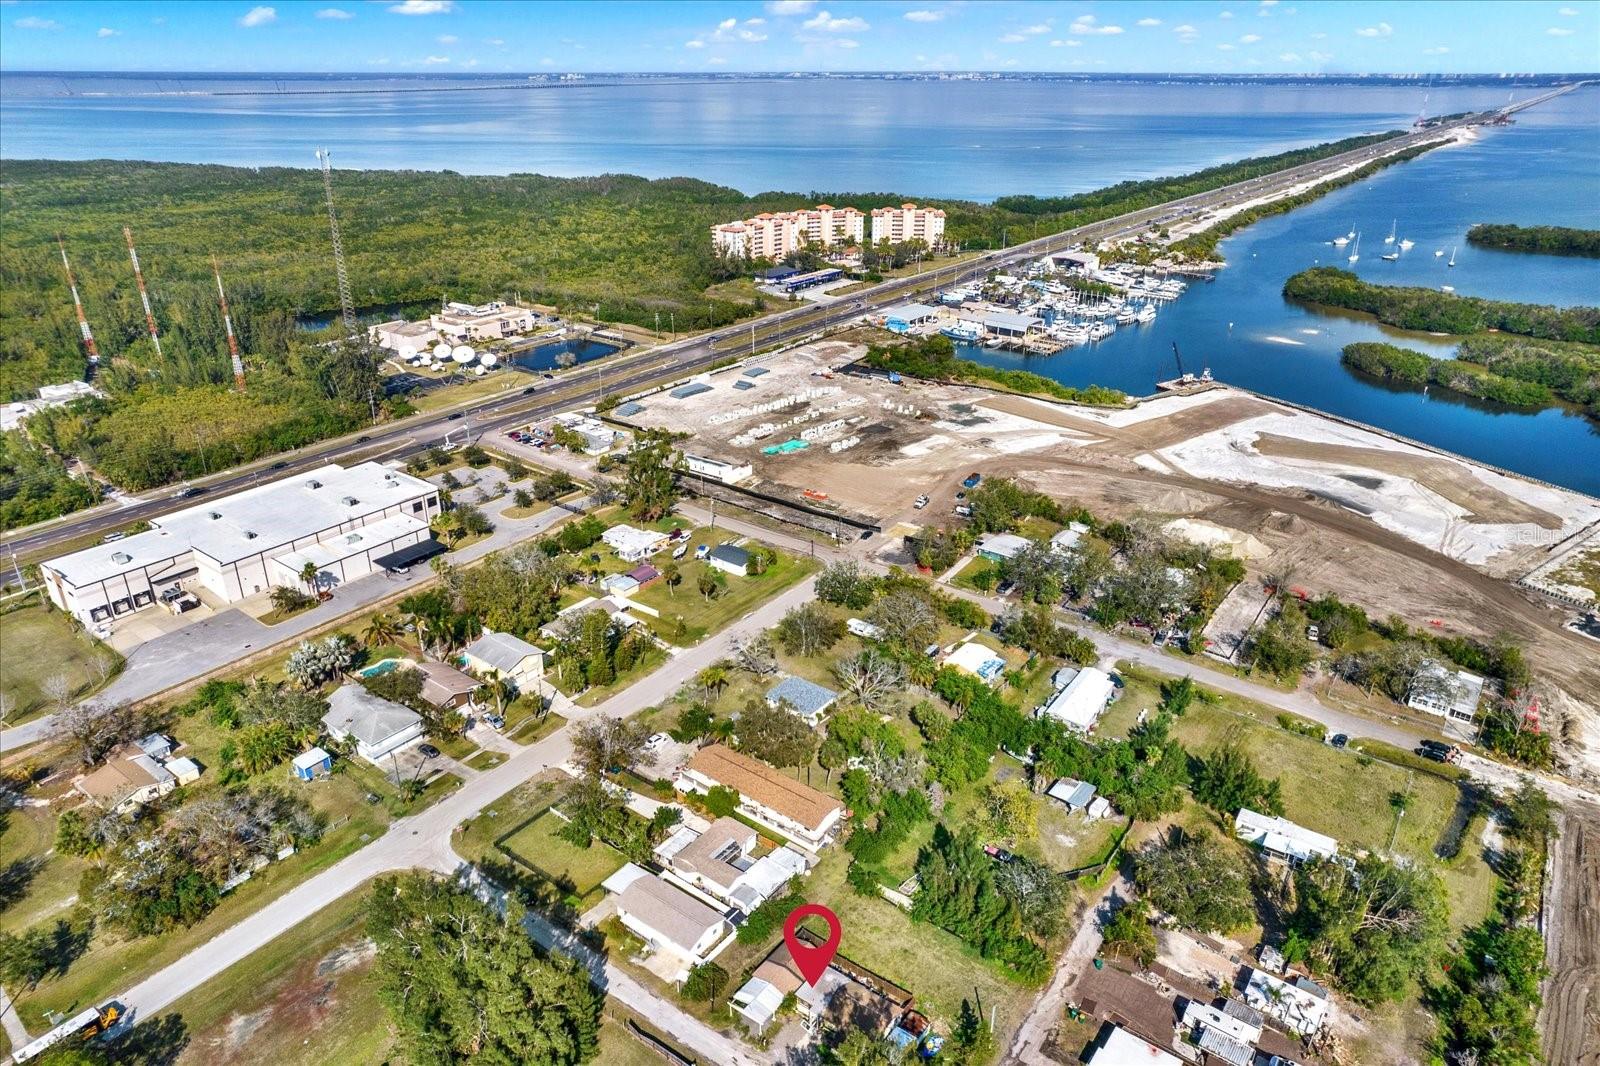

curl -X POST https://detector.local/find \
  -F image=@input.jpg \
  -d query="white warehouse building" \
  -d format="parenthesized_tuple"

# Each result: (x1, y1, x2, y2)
(41, 463, 441, 627)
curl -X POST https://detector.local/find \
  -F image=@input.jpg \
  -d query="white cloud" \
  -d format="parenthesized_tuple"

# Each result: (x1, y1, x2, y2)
(718, 17, 736, 29)
(423, 54, 450, 63)
(487, 37, 505, 45)
(836, 37, 859, 47)
(765, 0, 816, 13)
(685, 39, 705, 48)
(461, 57, 477, 67)
(388, 0, 455, 14)
(1259, 0, 1279, 6)
(1423, 45, 1449, 55)
(1219, 10, 1234, 18)
(1023, 23, 1051, 34)
(1070, 14, 1123, 35)
(1239, 33, 1261, 43)
(539, 56, 555, 65)
(1049, 38, 1082, 47)
(1547, 26, 1575, 35)
(1355, 21, 1393, 37)
(1307, 49, 1332, 62)
(1558, 5, 1578, 14)
(14, 11, 58, 24)
(904, 9, 943, 22)
(1136, 17, 1162, 27)
(97, 26, 120, 37)
(803, 10, 869, 31)
(1279, 51, 1299, 61)
(745, 17, 765, 25)
(707, 55, 728, 64)
(999, 32, 1026, 42)
(1173, 23, 1198, 36)
(1217, 42, 1235, 50)
(437, 34, 458, 43)
(238, 6, 276, 28)
(315, 7, 352, 18)
(367, 56, 391, 65)
(739, 29, 768, 41)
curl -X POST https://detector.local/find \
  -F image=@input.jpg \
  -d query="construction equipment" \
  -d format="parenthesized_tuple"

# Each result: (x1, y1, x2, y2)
(12, 1002, 122, 1063)
(1171, 341, 1188, 381)
(122, 225, 163, 359)
(56, 235, 100, 367)
(212, 255, 247, 391)
(314, 147, 358, 340)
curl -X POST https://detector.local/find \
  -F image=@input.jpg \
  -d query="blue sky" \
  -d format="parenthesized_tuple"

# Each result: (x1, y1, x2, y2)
(2, 1, 1596, 74)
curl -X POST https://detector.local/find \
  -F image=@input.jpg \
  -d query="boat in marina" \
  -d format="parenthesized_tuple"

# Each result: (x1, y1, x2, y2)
(1333, 235, 1349, 247)
(941, 320, 983, 342)
(1115, 306, 1137, 325)
(1384, 219, 1397, 245)
(1434, 249, 1445, 257)
(1381, 251, 1400, 261)
(1448, 247, 1458, 267)
(1089, 322, 1115, 341)
(1399, 238, 1415, 250)
(1135, 303, 1157, 323)
(1347, 233, 1361, 264)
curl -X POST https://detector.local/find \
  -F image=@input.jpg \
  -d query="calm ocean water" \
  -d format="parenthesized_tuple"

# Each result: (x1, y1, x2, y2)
(960, 86, 1600, 495)
(3, 73, 1596, 492)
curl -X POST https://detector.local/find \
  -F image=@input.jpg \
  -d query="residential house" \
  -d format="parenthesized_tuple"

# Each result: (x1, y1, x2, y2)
(944, 641, 1007, 682)
(1180, 999, 1265, 1066)
(165, 756, 202, 785)
(459, 629, 546, 691)
(1406, 660, 1486, 726)
(657, 816, 809, 913)
(1046, 778, 1097, 814)
(707, 543, 750, 577)
(322, 683, 424, 763)
(975, 532, 1031, 562)
(1050, 522, 1090, 554)
(604, 864, 733, 983)
(1037, 666, 1116, 732)
(1086, 1024, 1183, 1066)
(627, 563, 661, 586)
(765, 675, 839, 726)
(73, 744, 178, 813)
(1243, 968, 1331, 1037)
(600, 573, 640, 597)
(733, 935, 911, 1037)
(602, 524, 668, 563)
(1234, 808, 1339, 865)
(679, 744, 845, 852)
(414, 661, 480, 711)
(134, 733, 175, 761)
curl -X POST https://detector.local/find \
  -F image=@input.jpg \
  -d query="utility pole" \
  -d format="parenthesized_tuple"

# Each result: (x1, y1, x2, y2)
(122, 226, 163, 360)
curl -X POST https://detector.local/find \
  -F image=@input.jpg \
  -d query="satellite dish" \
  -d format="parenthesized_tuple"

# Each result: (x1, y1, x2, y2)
(452, 344, 475, 364)
(433, 342, 452, 359)
(397, 345, 416, 360)
(479, 352, 499, 368)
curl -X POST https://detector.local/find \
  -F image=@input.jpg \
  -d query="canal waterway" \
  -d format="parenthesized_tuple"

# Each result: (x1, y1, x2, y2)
(958, 87, 1600, 496)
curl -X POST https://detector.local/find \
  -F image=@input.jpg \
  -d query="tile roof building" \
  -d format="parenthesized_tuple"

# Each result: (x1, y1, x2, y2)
(711, 205, 865, 259)
(679, 744, 844, 852)
(869, 203, 946, 247)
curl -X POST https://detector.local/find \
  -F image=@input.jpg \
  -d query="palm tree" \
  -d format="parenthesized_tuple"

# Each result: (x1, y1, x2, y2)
(662, 562, 681, 598)
(697, 665, 729, 697)
(364, 612, 400, 649)
(299, 560, 320, 596)
(476, 669, 516, 715)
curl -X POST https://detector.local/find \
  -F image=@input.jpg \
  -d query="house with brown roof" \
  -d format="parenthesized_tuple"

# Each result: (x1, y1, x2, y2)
(74, 744, 179, 813)
(677, 744, 844, 852)
(414, 661, 480, 711)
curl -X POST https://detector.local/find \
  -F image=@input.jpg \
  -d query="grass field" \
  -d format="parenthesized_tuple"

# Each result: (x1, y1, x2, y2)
(0, 599, 121, 722)
(499, 810, 629, 898)
(161, 881, 393, 1066)
(0, 804, 84, 935)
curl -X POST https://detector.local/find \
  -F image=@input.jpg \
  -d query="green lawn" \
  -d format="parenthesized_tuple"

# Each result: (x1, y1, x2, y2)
(465, 749, 507, 771)
(0, 804, 85, 935)
(0, 599, 121, 722)
(624, 531, 818, 645)
(949, 556, 999, 592)
(497, 810, 629, 897)
(160, 881, 393, 1066)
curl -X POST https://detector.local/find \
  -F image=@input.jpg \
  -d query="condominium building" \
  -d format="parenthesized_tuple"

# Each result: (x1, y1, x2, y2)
(870, 202, 946, 247)
(711, 204, 865, 259)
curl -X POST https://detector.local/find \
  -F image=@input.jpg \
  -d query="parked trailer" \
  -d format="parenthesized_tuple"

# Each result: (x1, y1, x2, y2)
(13, 1003, 122, 1063)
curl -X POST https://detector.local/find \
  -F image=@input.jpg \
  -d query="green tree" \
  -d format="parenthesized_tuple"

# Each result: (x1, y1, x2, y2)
(368, 873, 600, 1064)
(735, 701, 819, 769)
(1189, 740, 1285, 817)
(1133, 831, 1255, 934)
(1101, 899, 1158, 967)
(622, 431, 684, 521)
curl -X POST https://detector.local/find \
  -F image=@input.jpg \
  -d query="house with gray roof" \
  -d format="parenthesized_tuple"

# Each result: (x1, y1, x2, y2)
(708, 543, 751, 577)
(322, 683, 424, 763)
(765, 675, 838, 725)
(606, 865, 733, 983)
(459, 629, 546, 690)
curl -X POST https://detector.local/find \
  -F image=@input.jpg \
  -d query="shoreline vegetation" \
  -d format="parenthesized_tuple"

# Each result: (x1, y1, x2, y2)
(1466, 223, 1600, 259)
(859, 334, 1128, 408)
(1282, 267, 1600, 345)
(1339, 340, 1600, 417)
(1168, 138, 1440, 264)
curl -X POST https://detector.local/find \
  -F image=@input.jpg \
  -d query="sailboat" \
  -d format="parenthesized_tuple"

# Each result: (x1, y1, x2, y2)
(1399, 237, 1415, 250)
(1384, 219, 1397, 245)
(1333, 234, 1350, 247)
(1346, 224, 1356, 239)
(1447, 247, 1457, 267)
(1434, 249, 1445, 257)
(1347, 233, 1361, 264)
(1381, 249, 1400, 261)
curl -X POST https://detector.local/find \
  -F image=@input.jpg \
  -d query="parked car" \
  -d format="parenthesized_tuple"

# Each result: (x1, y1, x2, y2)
(913, 495, 930, 509)
(982, 844, 1015, 864)
(954, 504, 973, 517)
(672, 544, 688, 560)
(1329, 733, 1348, 749)
(695, 544, 710, 560)
(484, 712, 506, 731)
(101, 531, 127, 543)
(418, 743, 442, 759)
(962, 473, 982, 489)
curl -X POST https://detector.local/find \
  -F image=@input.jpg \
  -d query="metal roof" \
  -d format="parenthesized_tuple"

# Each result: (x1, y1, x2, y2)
(982, 310, 1040, 332)
(884, 302, 937, 321)
(766, 675, 839, 718)
(670, 382, 713, 399)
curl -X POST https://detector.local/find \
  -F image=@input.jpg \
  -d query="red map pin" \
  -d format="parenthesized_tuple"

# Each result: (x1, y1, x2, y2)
(782, 903, 842, 987)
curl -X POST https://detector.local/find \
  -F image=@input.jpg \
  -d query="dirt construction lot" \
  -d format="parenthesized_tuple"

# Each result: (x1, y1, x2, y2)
(1541, 801, 1600, 1066)
(621, 340, 1600, 781)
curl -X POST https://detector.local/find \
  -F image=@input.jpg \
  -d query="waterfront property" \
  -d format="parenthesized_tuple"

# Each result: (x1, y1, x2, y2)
(40, 463, 440, 627)
(677, 744, 844, 852)
(711, 204, 865, 259)
(869, 202, 946, 247)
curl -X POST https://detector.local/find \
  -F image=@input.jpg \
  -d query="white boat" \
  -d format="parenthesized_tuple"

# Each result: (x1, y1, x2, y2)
(1346, 225, 1356, 239)
(1089, 322, 1114, 341)
(1434, 249, 1445, 257)
(1448, 247, 1457, 267)
(1135, 303, 1157, 323)
(1399, 238, 1415, 250)
(1116, 306, 1137, 325)
(1347, 234, 1361, 264)
(1332, 235, 1350, 247)
(941, 321, 983, 342)
(1384, 219, 1397, 245)
(1381, 251, 1400, 261)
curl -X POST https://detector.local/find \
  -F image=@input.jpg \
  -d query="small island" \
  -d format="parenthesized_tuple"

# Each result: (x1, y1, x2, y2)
(1466, 223, 1600, 258)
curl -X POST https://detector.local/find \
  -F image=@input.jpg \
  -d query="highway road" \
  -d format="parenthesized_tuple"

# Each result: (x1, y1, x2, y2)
(2, 96, 1545, 566)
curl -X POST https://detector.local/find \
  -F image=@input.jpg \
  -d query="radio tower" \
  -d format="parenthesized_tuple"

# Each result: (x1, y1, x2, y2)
(122, 226, 164, 360)
(212, 255, 247, 391)
(56, 236, 100, 369)
(314, 148, 358, 341)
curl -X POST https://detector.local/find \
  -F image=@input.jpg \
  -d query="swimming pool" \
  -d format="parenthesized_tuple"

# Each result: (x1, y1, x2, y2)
(359, 658, 402, 678)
